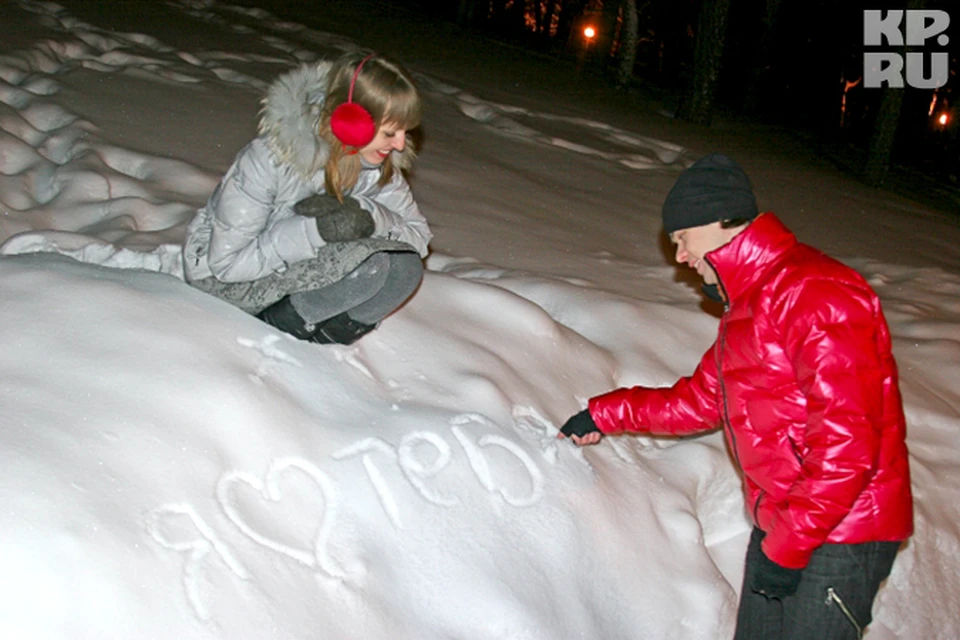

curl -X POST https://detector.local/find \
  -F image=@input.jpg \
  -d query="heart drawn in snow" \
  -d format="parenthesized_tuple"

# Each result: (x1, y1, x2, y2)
(216, 457, 345, 579)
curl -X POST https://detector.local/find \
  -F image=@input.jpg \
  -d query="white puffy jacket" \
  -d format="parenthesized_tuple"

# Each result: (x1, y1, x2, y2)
(183, 62, 431, 283)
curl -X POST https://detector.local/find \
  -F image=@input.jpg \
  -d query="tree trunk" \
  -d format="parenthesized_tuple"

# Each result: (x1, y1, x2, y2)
(487, 0, 508, 31)
(457, 0, 477, 29)
(862, 88, 905, 187)
(596, 0, 621, 61)
(556, 0, 587, 48)
(862, 0, 925, 187)
(676, 0, 731, 126)
(741, 0, 782, 115)
(509, 0, 528, 36)
(616, 0, 639, 87)
(542, 0, 558, 38)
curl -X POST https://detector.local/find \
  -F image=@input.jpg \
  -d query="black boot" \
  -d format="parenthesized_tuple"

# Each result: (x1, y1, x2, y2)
(311, 312, 377, 345)
(255, 296, 317, 341)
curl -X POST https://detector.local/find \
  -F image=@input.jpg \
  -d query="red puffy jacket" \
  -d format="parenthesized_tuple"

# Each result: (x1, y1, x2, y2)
(589, 214, 913, 569)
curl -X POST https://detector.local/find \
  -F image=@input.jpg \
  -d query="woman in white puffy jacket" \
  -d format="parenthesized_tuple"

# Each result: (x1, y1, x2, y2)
(183, 52, 432, 345)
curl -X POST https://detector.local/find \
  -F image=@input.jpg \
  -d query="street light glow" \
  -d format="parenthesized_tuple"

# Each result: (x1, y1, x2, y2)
(938, 113, 949, 126)
(584, 26, 596, 39)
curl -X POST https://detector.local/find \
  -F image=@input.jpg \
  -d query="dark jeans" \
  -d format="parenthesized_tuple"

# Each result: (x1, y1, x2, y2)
(734, 527, 900, 640)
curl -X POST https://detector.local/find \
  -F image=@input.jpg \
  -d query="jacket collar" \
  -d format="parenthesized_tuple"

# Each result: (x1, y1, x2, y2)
(704, 213, 797, 305)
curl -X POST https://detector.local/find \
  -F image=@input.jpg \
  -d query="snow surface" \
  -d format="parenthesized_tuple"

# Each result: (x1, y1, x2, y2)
(1, 1, 959, 638)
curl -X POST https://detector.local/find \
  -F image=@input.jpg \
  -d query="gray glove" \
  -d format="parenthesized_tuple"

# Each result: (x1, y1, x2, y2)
(294, 193, 375, 242)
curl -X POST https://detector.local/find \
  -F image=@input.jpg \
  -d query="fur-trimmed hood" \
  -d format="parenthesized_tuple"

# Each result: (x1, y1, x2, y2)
(257, 61, 415, 180)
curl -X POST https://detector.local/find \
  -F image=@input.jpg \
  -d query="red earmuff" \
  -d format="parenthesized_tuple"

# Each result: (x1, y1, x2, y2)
(330, 53, 377, 149)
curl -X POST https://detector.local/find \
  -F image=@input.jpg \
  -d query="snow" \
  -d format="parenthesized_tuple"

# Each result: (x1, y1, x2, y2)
(1, 1, 958, 638)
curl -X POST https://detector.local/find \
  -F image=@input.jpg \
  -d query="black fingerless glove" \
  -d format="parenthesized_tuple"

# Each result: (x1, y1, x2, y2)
(295, 194, 375, 242)
(560, 409, 602, 438)
(751, 551, 803, 599)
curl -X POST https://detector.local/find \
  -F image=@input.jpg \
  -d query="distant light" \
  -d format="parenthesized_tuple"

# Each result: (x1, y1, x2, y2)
(583, 26, 596, 39)
(938, 113, 949, 126)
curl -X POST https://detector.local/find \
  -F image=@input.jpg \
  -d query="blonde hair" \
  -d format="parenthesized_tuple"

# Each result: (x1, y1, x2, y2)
(318, 53, 423, 200)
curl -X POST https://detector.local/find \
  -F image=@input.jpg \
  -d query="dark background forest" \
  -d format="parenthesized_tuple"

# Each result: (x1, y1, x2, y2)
(155, 0, 960, 212)
(420, 0, 959, 196)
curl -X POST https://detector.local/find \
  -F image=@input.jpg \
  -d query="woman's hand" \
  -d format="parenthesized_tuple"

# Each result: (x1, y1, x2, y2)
(294, 193, 345, 218)
(295, 194, 375, 242)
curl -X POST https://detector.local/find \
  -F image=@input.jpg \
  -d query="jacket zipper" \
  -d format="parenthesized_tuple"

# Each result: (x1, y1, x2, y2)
(790, 439, 803, 466)
(707, 255, 755, 519)
(717, 321, 743, 471)
(753, 490, 765, 522)
(706, 256, 739, 461)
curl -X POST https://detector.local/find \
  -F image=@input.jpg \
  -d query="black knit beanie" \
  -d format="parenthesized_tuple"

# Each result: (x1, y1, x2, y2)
(662, 154, 758, 234)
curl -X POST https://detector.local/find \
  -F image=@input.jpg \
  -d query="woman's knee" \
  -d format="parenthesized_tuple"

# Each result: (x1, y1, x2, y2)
(391, 250, 424, 275)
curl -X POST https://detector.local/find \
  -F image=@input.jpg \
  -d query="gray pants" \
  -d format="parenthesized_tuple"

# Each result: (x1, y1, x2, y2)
(188, 239, 422, 324)
(291, 251, 422, 325)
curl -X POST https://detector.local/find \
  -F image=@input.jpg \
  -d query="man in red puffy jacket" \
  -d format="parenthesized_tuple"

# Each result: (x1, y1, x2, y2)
(559, 154, 913, 640)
